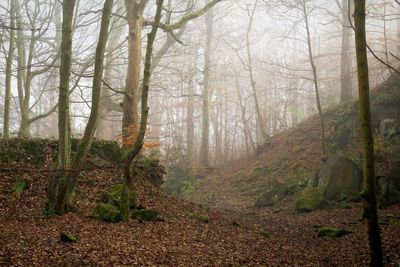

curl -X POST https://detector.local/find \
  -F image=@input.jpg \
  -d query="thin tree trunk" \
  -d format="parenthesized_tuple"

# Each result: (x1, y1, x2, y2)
(246, 0, 267, 141)
(186, 79, 195, 170)
(302, 0, 326, 155)
(3, 0, 16, 138)
(15, 0, 27, 136)
(54, 0, 113, 214)
(199, 5, 214, 168)
(340, 0, 353, 102)
(97, 2, 125, 140)
(47, 0, 76, 216)
(354, 1, 383, 266)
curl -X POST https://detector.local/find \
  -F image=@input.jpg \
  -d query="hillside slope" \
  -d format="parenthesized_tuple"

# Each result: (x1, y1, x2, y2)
(185, 74, 400, 209)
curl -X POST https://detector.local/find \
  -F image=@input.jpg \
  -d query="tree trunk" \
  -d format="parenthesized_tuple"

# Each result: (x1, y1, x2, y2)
(3, 0, 16, 138)
(340, 0, 353, 102)
(15, 0, 27, 137)
(97, 2, 125, 140)
(47, 0, 76, 216)
(302, 0, 326, 155)
(199, 5, 214, 168)
(120, 0, 164, 221)
(354, 1, 383, 266)
(246, 0, 267, 142)
(122, 1, 145, 144)
(53, 0, 113, 214)
(186, 79, 195, 170)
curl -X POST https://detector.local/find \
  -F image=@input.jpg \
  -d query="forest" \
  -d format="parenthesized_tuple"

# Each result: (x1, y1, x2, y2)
(0, 0, 399, 266)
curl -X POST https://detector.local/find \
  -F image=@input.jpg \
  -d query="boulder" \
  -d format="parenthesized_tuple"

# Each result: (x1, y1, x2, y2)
(92, 203, 122, 223)
(190, 212, 209, 223)
(314, 226, 351, 238)
(60, 233, 78, 243)
(318, 153, 362, 201)
(255, 181, 287, 208)
(379, 118, 400, 138)
(294, 187, 327, 213)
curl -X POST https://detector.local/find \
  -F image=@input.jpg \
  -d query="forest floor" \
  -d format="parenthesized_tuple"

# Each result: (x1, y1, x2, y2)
(1, 160, 400, 266)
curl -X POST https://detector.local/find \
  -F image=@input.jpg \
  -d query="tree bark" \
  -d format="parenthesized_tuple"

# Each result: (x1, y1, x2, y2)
(120, 0, 164, 221)
(340, 0, 353, 102)
(199, 5, 214, 168)
(47, 0, 76, 216)
(186, 78, 195, 170)
(97, 2, 125, 140)
(3, 0, 16, 138)
(122, 0, 147, 144)
(354, 1, 383, 266)
(302, 0, 326, 155)
(53, 0, 114, 214)
(246, 0, 267, 142)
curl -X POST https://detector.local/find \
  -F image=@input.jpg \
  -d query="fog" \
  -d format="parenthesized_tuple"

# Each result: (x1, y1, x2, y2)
(0, 0, 399, 166)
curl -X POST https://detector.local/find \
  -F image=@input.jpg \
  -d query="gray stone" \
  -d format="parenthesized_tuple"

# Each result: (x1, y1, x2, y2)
(255, 181, 287, 208)
(318, 153, 362, 201)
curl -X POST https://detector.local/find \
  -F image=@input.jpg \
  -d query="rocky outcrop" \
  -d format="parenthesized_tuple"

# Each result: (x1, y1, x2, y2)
(317, 153, 362, 202)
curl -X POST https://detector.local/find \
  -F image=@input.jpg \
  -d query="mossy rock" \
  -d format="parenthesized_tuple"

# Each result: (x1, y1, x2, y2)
(71, 138, 123, 162)
(0, 138, 49, 165)
(190, 212, 209, 223)
(255, 230, 270, 239)
(92, 203, 122, 223)
(60, 233, 78, 243)
(100, 184, 137, 209)
(90, 140, 123, 162)
(294, 187, 328, 213)
(255, 190, 277, 207)
(318, 153, 363, 202)
(13, 180, 26, 194)
(314, 226, 351, 238)
(132, 209, 161, 222)
(255, 181, 287, 208)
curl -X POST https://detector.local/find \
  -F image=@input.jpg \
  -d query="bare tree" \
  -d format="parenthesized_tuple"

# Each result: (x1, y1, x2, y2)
(354, 0, 383, 265)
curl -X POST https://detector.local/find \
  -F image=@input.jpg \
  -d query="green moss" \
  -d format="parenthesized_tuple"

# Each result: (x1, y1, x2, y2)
(294, 187, 326, 213)
(90, 140, 123, 162)
(91, 203, 122, 223)
(315, 227, 351, 238)
(13, 180, 26, 194)
(200, 204, 210, 211)
(360, 190, 368, 199)
(190, 212, 209, 223)
(255, 230, 270, 239)
(0, 138, 48, 165)
(132, 209, 161, 222)
(100, 184, 136, 209)
(60, 233, 78, 242)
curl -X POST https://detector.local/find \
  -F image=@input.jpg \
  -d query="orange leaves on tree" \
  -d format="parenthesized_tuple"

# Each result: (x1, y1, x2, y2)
(119, 124, 160, 150)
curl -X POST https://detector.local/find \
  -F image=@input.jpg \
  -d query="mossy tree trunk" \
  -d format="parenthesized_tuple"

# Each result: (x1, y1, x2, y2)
(48, 0, 113, 215)
(354, 1, 383, 266)
(120, 0, 164, 221)
(3, 0, 16, 138)
(47, 0, 76, 216)
(14, 0, 28, 137)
